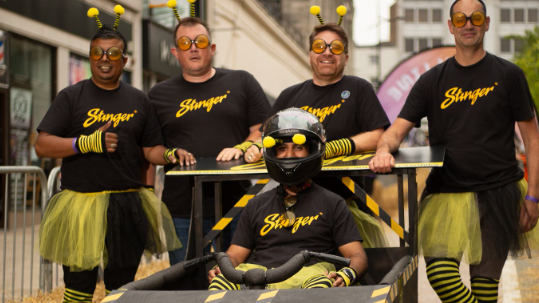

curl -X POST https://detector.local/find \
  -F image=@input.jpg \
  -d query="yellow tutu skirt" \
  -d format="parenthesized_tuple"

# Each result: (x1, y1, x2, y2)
(346, 199, 389, 248)
(39, 188, 181, 271)
(419, 178, 539, 264)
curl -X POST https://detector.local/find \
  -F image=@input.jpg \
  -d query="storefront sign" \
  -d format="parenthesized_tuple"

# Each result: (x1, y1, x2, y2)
(143, 20, 181, 78)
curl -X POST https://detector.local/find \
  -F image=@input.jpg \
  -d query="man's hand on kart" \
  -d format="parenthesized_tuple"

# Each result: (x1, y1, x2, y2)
(325, 271, 346, 287)
(208, 266, 222, 283)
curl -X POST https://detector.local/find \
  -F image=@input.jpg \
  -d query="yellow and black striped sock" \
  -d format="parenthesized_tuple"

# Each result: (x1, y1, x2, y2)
(105, 289, 112, 296)
(302, 274, 333, 289)
(426, 258, 477, 303)
(63, 288, 93, 302)
(471, 277, 499, 302)
(76, 130, 105, 154)
(324, 138, 356, 159)
(208, 274, 240, 291)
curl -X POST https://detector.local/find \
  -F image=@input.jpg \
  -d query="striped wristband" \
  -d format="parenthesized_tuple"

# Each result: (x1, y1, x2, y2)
(163, 148, 179, 164)
(324, 138, 356, 159)
(525, 195, 539, 204)
(234, 140, 254, 153)
(336, 267, 357, 286)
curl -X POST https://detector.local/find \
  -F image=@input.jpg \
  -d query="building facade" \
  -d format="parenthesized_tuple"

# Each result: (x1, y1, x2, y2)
(355, 0, 539, 88)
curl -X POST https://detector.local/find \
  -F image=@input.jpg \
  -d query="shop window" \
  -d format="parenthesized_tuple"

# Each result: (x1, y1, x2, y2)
(9, 35, 53, 169)
(501, 9, 511, 23)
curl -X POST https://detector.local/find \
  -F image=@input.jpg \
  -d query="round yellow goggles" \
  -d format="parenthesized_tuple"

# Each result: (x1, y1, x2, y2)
(451, 11, 486, 28)
(89, 46, 125, 61)
(176, 35, 211, 51)
(311, 39, 346, 55)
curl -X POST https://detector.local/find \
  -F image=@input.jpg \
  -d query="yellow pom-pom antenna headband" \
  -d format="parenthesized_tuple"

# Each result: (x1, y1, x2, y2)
(167, 0, 181, 22)
(87, 8, 102, 28)
(113, 5, 125, 31)
(188, 0, 197, 18)
(336, 5, 347, 26)
(310, 6, 324, 25)
(168, 0, 197, 22)
(292, 134, 306, 145)
(310, 5, 348, 26)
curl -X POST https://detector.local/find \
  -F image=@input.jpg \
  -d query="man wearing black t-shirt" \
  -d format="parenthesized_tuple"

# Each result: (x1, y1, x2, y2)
(265, 23, 390, 248)
(36, 26, 181, 302)
(370, 0, 539, 302)
(148, 17, 270, 264)
(208, 109, 368, 290)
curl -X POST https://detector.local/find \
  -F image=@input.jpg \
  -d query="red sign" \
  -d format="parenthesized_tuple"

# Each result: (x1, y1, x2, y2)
(377, 46, 456, 123)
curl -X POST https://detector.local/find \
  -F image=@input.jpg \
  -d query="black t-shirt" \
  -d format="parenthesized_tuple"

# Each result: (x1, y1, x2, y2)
(399, 53, 535, 192)
(268, 76, 390, 198)
(268, 75, 390, 141)
(232, 183, 362, 268)
(149, 68, 270, 217)
(37, 80, 164, 192)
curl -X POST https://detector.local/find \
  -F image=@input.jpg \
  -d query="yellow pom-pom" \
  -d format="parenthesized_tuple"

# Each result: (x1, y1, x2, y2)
(87, 8, 99, 18)
(337, 5, 347, 16)
(310, 6, 321, 16)
(167, 0, 177, 8)
(263, 137, 276, 148)
(114, 5, 125, 15)
(187, 0, 197, 3)
(292, 134, 306, 145)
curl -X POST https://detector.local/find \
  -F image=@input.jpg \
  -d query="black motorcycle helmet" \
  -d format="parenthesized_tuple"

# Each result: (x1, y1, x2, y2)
(262, 108, 326, 186)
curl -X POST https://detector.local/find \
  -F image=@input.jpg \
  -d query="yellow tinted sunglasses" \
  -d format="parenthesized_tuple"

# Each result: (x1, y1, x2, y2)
(311, 39, 346, 55)
(89, 46, 125, 61)
(451, 11, 486, 28)
(176, 35, 211, 51)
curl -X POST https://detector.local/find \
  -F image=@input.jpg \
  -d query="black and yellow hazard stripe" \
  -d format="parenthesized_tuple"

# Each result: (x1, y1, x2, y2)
(203, 179, 270, 247)
(99, 290, 125, 303)
(368, 256, 418, 303)
(341, 177, 408, 242)
(204, 291, 227, 302)
(256, 290, 279, 303)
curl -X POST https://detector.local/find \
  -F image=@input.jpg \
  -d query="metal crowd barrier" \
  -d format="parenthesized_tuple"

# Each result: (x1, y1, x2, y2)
(0, 166, 52, 303)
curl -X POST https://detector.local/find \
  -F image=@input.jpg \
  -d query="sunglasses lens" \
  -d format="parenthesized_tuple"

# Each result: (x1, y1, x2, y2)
(452, 13, 467, 27)
(312, 39, 326, 54)
(107, 47, 123, 61)
(195, 35, 210, 49)
(471, 11, 485, 26)
(90, 47, 104, 61)
(177, 37, 192, 51)
(330, 40, 345, 54)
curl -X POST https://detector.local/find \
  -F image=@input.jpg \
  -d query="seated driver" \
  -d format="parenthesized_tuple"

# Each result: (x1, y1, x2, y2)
(208, 108, 368, 289)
